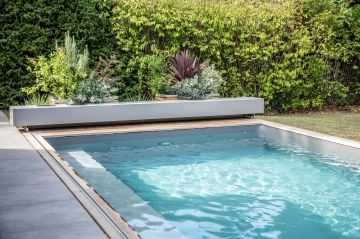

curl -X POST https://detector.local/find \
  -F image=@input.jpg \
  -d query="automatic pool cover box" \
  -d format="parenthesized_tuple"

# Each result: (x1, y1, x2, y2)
(10, 97, 264, 129)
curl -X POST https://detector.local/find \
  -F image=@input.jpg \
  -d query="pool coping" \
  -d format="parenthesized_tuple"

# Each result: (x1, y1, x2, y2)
(24, 118, 360, 239)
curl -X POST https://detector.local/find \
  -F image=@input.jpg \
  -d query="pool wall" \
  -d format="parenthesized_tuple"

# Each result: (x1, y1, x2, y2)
(259, 124, 360, 161)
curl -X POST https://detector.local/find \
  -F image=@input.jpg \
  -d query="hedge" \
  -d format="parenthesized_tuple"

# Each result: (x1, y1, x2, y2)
(0, 0, 116, 107)
(1, 0, 359, 111)
(112, 0, 360, 111)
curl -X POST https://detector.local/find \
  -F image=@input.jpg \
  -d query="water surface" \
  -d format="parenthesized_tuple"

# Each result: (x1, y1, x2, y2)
(50, 125, 360, 239)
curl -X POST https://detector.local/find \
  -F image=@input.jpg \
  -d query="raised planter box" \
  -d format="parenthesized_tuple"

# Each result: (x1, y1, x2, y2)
(10, 97, 264, 129)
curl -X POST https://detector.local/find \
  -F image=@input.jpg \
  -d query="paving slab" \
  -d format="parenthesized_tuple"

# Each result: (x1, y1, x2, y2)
(0, 111, 107, 239)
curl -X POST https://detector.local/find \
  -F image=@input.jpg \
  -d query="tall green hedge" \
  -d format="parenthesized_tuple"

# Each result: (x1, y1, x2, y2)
(0, 0, 116, 107)
(1, 0, 359, 111)
(112, 0, 360, 111)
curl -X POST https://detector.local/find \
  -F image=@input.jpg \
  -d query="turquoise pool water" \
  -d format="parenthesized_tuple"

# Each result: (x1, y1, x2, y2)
(49, 125, 360, 239)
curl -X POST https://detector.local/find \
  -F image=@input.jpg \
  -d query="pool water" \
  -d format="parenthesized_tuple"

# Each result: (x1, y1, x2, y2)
(49, 125, 360, 239)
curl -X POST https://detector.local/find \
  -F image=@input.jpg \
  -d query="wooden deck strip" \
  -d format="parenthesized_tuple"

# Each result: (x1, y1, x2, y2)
(32, 118, 261, 137)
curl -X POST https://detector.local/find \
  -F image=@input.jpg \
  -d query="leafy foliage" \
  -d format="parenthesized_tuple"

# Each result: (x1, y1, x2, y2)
(70, 77, 111, 104)
(112, 0, 360, 111)
(117, 54, 169, 99)
(121, 94, 152, 102)
(0, 0, 116, 107)
(22, 33, 89, 99)
(63, 32, 89, 74)
(171, 65, 224, 99)
(94, 53, 120, 85)
(1, 0, 360, 111)
(169, 50, 202, 83)
(71, 54, 120, 104)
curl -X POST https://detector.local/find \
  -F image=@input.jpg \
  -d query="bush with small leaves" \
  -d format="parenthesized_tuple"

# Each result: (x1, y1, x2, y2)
(171, 65, 224, 100)
(112, 0, 359, 110)
(117, 54, 169, 99)
(22, 33, 89, 100)
(71, 77, 111, 104)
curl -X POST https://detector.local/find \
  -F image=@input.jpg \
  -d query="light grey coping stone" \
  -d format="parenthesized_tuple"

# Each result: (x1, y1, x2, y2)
(10, 97, 264, 128)
(0, 111, 107, 239)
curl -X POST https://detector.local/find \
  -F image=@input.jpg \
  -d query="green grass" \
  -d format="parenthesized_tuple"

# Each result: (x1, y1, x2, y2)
(258, 112, 360, 142)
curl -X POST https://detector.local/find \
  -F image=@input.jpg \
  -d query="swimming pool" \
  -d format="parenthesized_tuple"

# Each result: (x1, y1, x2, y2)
(46, 124, 360, 239)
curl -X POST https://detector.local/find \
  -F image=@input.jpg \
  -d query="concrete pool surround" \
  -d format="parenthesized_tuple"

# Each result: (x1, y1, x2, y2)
(0, 112, 108, 239)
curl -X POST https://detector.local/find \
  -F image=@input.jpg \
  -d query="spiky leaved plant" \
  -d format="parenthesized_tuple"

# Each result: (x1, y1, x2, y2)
(63, 31, 89, 73)
(168, 50, 202, 83)
(24, 93, 51, 105)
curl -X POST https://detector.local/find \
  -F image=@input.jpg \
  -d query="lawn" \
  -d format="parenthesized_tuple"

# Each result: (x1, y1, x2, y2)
(258, 111, 360, 142)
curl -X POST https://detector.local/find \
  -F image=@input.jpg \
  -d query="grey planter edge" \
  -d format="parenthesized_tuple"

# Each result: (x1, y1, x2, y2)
(10, 97, 264, 129)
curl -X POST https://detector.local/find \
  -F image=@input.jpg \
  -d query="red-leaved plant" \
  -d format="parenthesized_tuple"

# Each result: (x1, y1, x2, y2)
(94, 53, 119, 86)
(169, 50, 202, 83)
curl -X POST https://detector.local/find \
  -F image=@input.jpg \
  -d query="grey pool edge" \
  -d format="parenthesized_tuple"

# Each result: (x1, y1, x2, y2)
(0, 111, 108, 239)
(26, 119, 360, 239)
(258, 119, 360, 150)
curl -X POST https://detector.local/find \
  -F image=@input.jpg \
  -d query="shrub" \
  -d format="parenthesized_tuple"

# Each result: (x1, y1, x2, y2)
(2, 0, 359, 110)
(169, 50, 202, 83)
(0, 0, 117, 107)
(171, 65, 224, 99)
(24, 93, 51, 106)
(22, 33, 89, 99)
(63, 32, 89, 74)
(94, 53, 120, 85)
(117, 54, 169, 99)
(121, 94, 152, 102)
(70, 77, 111, 104)
(71, 53, 120, 104)
(112, 0, 358, 111)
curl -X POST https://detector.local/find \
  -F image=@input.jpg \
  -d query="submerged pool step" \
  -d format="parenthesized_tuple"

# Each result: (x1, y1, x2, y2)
(64, 150, 188, 239)
(68, 151, 105, 169)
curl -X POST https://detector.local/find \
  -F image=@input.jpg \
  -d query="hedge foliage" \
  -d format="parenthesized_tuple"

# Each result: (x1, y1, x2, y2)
(1, 0, 359, 111)
(0, 0, 116, 107)
(112, 0, 360, 111)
